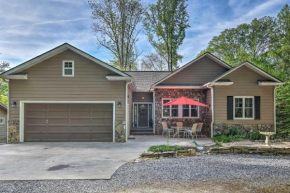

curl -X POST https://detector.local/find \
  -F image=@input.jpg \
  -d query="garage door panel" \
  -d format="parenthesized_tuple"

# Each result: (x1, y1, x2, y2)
(92, 111, 112, 117)
(48, 104, 69, 110)
(70, 111, 90, 118)
(70, 126, 90, 132)
(48, 111, 69, 118)
(70, 133, 91, 140)
(26, 104, 47, 110)
(70, 118, 91, 124)
(26, 126, 46, 132)
(26, 111, 47, 117)
(26, 133, 47, 141)
(48, 118, 69, 124)
(91, 126, 112, 132)
(91, 118, 112, 125)
(46, 133, 69, 141)
(26, 118, 47, 124)
(47, 126, 68, 132)
(24, 103, 113, 142)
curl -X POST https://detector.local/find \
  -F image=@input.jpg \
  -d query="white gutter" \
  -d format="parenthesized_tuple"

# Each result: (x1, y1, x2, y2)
(106, 76, 132, 81)
(258, 82, 284, 86)
(125, 79, 133, 142)
(150, 86, 204, 91)
(0, 74, 28, 80)
(209, 82, 233, 86)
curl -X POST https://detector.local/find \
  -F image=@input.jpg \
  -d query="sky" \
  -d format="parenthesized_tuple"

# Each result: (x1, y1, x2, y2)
(0, 0, 288, 68)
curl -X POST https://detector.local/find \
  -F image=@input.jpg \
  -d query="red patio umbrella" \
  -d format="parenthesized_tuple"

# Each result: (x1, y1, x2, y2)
(162, 96, 209, 108)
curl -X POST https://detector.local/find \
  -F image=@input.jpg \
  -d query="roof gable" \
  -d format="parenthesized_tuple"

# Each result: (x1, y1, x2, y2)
(2, 43, 129, 77)
(211, 61, 283, 83)
(151, 53, 232, 87)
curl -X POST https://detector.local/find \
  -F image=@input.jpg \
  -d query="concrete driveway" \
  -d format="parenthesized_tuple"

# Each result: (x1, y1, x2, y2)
(0, 136, 213, 180)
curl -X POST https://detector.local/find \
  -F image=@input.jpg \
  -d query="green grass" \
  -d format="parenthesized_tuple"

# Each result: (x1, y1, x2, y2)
(148, 145, 185, 152)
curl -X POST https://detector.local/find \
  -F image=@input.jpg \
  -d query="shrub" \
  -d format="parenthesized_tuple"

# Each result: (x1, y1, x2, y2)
(213, 135, 232, 145)
(148, 145, 184, 152)
(244, 130, 266, 140)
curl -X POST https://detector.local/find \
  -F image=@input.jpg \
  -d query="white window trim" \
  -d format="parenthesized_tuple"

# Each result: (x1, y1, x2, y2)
(62, 60, 74, 77)
(162, 98, 199, 119)
(233, 96, 254, 120)
(0, 117, 5, 125)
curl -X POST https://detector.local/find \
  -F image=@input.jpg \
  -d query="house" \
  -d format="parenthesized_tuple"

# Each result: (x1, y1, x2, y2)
(0, 43, 283, 143)
(0, 103, 7, 143)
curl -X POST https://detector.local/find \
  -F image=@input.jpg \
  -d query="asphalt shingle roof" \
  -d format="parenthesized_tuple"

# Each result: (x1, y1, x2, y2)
(124, 71, 171, 92)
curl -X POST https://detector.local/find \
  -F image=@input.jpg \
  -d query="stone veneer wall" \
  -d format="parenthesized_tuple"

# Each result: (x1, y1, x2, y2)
(213, 123, 274, 136)
(8, 120, 19, 143)
(154, 89, 211, 136)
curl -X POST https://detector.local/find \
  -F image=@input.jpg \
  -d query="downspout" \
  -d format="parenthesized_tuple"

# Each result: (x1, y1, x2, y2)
(125, 79, 133, 142)
(3, 79, 9, 143)
(206, 84, 214, 138)
(274, 86, 277, 134)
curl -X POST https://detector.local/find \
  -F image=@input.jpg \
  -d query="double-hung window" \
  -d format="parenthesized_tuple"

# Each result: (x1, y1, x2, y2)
(162, 99, 170, 117)
(62, 60, 74, 77)
(234, 97, 254, 119)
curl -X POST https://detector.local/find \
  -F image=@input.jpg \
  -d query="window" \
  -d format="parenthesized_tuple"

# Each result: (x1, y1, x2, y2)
(162, 99, 170, 117)
(183, 105, 189, 117)
(62, 60, 74, 77)
(191, 105, 198, 117)
(162, 98, 199, 118)
(234, 97, 254, 119)
(171, 105, 178, 117)
(0, 117, 5, 125)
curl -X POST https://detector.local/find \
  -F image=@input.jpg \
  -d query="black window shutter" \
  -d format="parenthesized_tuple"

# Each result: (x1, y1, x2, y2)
(254, 96, 261, 120)
(227, 96, 233, 120)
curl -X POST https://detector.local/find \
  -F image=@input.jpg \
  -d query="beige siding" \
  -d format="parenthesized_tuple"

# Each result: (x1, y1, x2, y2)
(214, 65, 274, 124)
(0, 108, 7, 143)
(9, 50, 126, 122)
(160, 56, 228, 85)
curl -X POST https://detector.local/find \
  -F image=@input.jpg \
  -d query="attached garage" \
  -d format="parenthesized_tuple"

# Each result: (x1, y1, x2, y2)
(24, 103, 114, 142)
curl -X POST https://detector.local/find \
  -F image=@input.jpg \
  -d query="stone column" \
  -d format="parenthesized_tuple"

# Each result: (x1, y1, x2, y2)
(115, 120, 126, 143)
(8, 120, 20, 143)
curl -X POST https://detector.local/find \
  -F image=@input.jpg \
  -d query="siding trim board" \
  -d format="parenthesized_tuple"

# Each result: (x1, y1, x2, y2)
(19, 101, 116, 142)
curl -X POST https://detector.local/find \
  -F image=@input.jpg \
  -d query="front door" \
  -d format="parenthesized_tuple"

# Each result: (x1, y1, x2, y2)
(138, 104, 148, 127)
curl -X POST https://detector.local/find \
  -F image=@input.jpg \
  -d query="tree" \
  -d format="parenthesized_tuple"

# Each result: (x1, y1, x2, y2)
(200, 4, 290, 137)
(198, 16, 275, 67)
(270, 4, 290, 76)
(89, 0, 146, 70)
(143, 0, 190, 71)
(139, 52, 167, 71)
(0, 61, 10, 106)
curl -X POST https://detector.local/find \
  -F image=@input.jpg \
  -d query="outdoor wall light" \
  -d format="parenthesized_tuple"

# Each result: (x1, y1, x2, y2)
(142, 97, 145, 100)
(11, 101, 17, 107)
(117, 102, 121, 108)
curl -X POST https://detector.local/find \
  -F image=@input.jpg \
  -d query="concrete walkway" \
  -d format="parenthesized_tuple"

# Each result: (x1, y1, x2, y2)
(0, 136, 213, 180)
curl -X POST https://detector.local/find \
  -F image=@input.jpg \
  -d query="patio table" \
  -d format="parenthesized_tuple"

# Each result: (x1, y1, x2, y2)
(171, 127, 190, 138)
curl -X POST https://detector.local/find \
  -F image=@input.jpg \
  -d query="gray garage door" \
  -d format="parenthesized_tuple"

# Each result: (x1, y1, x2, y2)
(24, 103, 113, 142)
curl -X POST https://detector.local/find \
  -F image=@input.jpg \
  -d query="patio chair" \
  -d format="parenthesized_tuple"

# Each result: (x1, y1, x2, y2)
(161, 122, 174, 137)
(184, 123, 198, 139)
(176, 122, 183, 127)
(196, 123, 204, 138)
